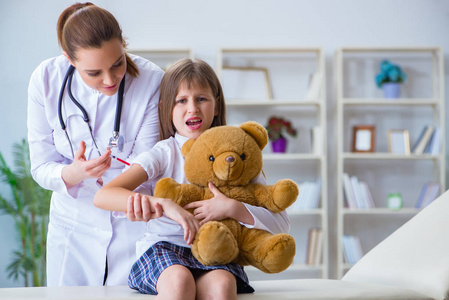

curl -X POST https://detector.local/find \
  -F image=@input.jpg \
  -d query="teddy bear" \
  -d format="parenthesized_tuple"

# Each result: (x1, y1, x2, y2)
(153, 121, 298, 273)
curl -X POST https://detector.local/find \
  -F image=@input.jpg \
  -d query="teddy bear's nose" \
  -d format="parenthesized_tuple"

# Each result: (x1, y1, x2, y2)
(226, 156, 235, 163)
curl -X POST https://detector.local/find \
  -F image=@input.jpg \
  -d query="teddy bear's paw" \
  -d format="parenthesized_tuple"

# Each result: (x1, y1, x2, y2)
(273, 180, 299, 211)
(154, 178, 179, 199)
(257, 234, 296, 273)
(191, 221, 239, 266)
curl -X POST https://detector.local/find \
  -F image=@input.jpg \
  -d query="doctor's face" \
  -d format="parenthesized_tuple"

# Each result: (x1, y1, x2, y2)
(68, 38, 127, 96)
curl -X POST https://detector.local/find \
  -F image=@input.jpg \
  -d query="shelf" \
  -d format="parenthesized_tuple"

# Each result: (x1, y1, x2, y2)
(128, 48, 193, 71)
(342, 152, 441, 160)
(226, 100, 322, 106)
(245, 263, 325, 273)
(221, 47, 323, 52)
(339, 46, 441, 53)
(335, 46, 445, 279)
(342, 208, 420, 215)
(341, 98, 439, 105)
(288, 209, 325, 216)
(219, 47, 328, 280)
(263, 153, 322, 160)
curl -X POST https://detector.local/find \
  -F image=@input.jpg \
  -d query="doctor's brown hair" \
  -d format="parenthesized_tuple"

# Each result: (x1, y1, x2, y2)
(158, 58, 226, 140)
(57, 2, 139, 77)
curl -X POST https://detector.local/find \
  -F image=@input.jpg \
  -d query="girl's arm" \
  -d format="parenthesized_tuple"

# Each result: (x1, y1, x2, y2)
(94, 164, 199, 244)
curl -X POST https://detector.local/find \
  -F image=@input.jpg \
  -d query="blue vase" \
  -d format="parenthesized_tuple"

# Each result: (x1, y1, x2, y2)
(382, 82, 400, 99)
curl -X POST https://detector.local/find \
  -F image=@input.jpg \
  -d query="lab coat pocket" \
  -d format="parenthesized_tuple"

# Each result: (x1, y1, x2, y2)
(122, 140, 135, 157)
(53, 128, 74, 159)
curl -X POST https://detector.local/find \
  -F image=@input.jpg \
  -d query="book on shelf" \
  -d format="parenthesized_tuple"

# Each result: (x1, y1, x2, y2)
(342, 173, 375, 209)
(287, 178, 321, 211)
(415, 182, 441, 208)
(296, 126, 323, 154)
(306, 72, 322, 100)
(350, 176, 365, 209)
(342, 235, 363, 265)
(411, 125, 428, 152)
(359, 181, 375, 208)
(426, 127, 441, 155)
(343, 173, 357, 209)
(413, 126, 434, 155)
(296, 127, 313, 153)
(312, 126, 323, 155)
(306, 228, 323, 265)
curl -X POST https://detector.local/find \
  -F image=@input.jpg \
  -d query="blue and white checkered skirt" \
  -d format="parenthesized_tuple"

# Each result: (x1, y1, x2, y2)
(128, 241, 254, 295)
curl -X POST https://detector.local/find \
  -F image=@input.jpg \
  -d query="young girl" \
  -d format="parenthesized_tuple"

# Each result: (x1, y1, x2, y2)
(94, 58, 290, 299)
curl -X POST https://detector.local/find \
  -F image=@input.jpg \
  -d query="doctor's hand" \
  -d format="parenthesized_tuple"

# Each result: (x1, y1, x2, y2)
(62, 141, 112, 189)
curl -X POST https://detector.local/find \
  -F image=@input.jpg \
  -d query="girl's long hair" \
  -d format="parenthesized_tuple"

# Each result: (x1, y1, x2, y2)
(158, 58, 226, 140)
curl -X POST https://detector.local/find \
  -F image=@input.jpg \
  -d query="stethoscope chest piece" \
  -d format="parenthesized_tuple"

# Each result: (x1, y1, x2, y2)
(109, 131, 124, 152)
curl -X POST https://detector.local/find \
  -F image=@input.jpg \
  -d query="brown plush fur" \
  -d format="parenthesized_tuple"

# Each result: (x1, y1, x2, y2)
(154, 121, 298, 273)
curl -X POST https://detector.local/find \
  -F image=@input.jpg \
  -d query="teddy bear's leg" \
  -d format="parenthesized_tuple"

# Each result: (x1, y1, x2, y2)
(240, 228, 296, 274)
(191, 221, 239, 266)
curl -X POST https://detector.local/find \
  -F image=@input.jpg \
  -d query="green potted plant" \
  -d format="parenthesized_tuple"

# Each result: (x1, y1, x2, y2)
(0, 139, 51, 286)
(375, 60, 407, 99)
(265, 116, 297, 153)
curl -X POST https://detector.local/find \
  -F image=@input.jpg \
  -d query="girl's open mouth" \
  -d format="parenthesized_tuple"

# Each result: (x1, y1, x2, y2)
(186, 118, 203, 130)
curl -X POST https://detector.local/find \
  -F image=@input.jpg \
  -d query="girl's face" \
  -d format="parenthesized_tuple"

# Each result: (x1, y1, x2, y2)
(65, 38, 127, 96)
(172, 80, 218, 140)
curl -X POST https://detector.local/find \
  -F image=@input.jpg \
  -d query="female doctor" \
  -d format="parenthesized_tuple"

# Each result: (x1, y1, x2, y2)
(27, 3, 164, 286)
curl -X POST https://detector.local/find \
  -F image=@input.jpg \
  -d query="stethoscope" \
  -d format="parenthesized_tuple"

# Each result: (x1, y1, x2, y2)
(58, 65, 125, 159)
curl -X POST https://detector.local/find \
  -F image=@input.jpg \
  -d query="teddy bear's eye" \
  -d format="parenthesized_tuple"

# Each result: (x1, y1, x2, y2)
(209, 155, 215, 162)
(240, 153, 246, 160)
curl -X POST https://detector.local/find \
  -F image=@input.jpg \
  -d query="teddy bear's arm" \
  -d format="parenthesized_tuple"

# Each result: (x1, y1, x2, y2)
(253, 179, 298, 213)
(154, 178, 205, 208)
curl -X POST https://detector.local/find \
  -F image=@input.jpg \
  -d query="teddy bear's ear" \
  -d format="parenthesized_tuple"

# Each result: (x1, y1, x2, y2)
(240, 121, 268, 150)
(181, 139, 196, 157)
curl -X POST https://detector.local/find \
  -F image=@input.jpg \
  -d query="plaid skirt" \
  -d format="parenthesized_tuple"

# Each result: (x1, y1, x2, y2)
(128, 241, 254, 295)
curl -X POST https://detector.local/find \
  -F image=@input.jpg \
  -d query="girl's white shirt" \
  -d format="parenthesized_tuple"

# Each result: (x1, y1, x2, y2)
(27, 54, 164, 286)
(130, 133, 290, 258)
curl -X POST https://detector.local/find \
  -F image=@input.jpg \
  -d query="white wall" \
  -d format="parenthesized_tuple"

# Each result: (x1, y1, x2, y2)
(1, 0, 448, 287)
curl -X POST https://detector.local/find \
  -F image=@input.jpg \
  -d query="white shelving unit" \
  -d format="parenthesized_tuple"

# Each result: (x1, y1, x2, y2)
(128, 48, 193, 70)
(335, 47, 445, 278)
(217, 48, 329, 280)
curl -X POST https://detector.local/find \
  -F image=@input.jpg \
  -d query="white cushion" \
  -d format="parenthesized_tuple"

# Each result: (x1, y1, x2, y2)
(343, 189, 449, 300)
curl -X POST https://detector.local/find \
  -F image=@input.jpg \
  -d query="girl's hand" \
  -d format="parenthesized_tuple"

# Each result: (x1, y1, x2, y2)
(184, 182, 235, 226)
(161, 199, 199, 245)
(62, 141, 112, 188)
(126, 193, 164, 222)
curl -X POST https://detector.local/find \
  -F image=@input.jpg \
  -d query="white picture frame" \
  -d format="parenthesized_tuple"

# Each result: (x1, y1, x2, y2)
(388, 129, 411, 154)
(221, 67, 272, 101)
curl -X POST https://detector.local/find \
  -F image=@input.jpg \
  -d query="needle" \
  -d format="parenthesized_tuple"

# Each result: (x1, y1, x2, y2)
(110, 155, 130, 166)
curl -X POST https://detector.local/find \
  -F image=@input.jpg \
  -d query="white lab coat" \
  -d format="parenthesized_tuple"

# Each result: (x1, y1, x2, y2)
(27, 54, 164, 286)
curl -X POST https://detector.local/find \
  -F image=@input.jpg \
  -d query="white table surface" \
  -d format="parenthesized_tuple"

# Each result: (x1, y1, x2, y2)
(0, 279, 433, 300)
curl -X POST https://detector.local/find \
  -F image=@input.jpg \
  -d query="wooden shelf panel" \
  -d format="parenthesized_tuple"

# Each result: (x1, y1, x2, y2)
(226, 100, 322, 106)
(342, 152, 442, 160)
(342, 208, 420, 215)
